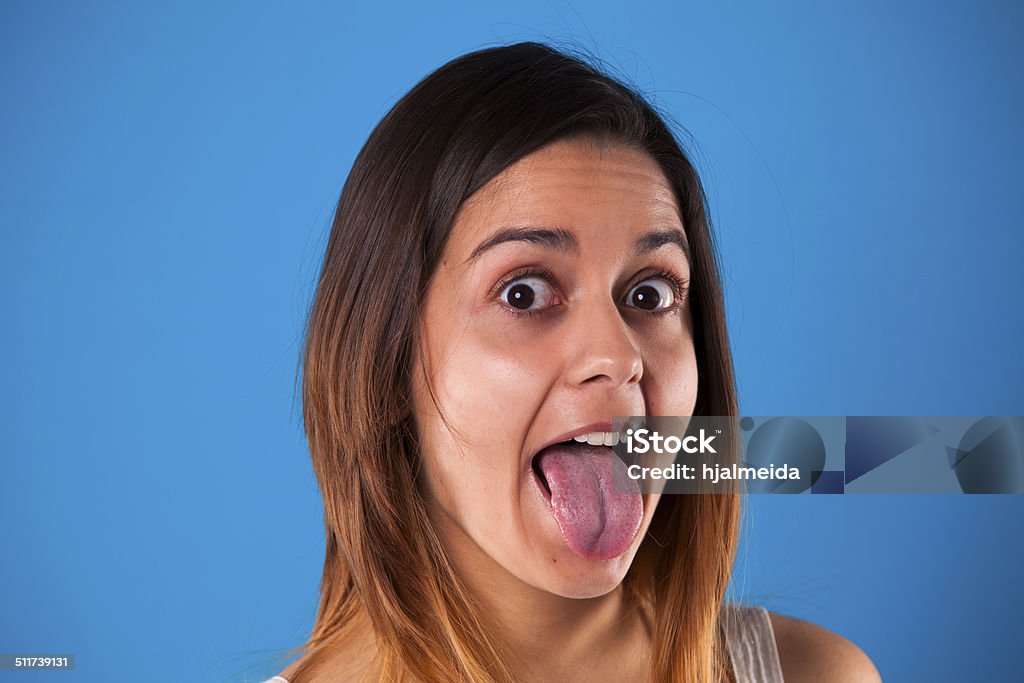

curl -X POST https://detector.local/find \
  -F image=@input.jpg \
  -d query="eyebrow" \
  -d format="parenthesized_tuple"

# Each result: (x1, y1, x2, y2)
(464, 226, 690, 264)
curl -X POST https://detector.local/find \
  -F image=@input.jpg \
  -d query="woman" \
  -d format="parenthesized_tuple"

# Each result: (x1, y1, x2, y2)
(267, 41, 880, 682)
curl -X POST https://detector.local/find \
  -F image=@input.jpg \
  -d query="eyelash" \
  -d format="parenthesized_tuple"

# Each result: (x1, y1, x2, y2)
(491, 267, 690, 320)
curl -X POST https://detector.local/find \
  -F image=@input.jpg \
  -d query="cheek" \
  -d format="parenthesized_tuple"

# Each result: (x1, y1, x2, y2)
(641, 332, 699, 416)
(414, 322, 552, 507)
(434, 333, 548, 438)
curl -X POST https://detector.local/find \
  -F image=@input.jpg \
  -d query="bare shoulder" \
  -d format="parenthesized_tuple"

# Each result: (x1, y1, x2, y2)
(275, 632, 376, 683)
(767, 611, 882, 683)
(275, 655, 370, 683)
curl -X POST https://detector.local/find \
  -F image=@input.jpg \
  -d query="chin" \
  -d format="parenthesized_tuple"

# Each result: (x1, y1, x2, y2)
(505, 481, 658, 599)
(525, 543, 641, 599)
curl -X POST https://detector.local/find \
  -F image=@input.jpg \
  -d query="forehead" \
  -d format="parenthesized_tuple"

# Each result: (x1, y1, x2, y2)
(446, 139, 683, 257)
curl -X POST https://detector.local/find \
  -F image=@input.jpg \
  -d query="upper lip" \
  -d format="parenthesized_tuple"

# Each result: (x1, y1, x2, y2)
(531, 420, 617, 458)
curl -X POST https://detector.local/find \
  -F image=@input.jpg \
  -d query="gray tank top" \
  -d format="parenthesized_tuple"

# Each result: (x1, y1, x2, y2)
(262, 603, 784, 682)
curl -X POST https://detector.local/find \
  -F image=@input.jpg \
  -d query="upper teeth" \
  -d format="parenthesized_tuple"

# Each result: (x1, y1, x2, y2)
(572, 431, 621, 446)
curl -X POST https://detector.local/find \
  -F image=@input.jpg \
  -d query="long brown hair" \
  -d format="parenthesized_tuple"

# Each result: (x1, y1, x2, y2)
(290, 41, 741, 682)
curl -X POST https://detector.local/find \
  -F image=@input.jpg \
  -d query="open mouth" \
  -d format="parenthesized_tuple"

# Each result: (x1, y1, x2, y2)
(531, 444, 564, 499)
(531, 439, 603, 500)
(528, 436, 642, 561)
(531, 455, 552, 497)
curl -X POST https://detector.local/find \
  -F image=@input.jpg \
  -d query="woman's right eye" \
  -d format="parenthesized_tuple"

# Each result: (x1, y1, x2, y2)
(499, 276, 558, 312)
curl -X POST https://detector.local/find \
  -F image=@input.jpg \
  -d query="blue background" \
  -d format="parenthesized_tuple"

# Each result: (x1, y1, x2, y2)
(2, 1, 1022, 681)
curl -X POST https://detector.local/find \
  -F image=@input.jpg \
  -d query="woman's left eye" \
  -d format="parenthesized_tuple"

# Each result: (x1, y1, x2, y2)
(625, 278, 677, 311)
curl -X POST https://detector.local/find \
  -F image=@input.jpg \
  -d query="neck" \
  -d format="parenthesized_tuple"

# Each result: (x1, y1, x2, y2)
(436, 519, 651, 681)
(491, 580, 648, 679)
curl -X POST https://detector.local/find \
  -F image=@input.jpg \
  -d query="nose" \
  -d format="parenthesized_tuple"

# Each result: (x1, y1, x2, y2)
(565, 297, 644, 388)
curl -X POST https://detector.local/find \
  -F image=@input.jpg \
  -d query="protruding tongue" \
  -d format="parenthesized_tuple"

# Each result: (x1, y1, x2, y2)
(535, 443, 643, 560)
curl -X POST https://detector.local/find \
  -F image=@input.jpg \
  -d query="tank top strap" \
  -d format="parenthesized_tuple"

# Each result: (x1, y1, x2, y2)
(721, 603, 785, 682)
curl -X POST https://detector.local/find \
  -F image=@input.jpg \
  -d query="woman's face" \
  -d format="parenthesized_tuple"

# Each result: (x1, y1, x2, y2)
(411, 138, 698, 599)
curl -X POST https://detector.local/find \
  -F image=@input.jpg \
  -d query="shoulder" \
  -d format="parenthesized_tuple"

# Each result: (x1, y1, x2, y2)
(272, 656, 368, 683)
(271, 611, 378, 683)
(273, 633, 376, 683)
(276, 649, 374, 683)
(767, 611, 881, 683)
